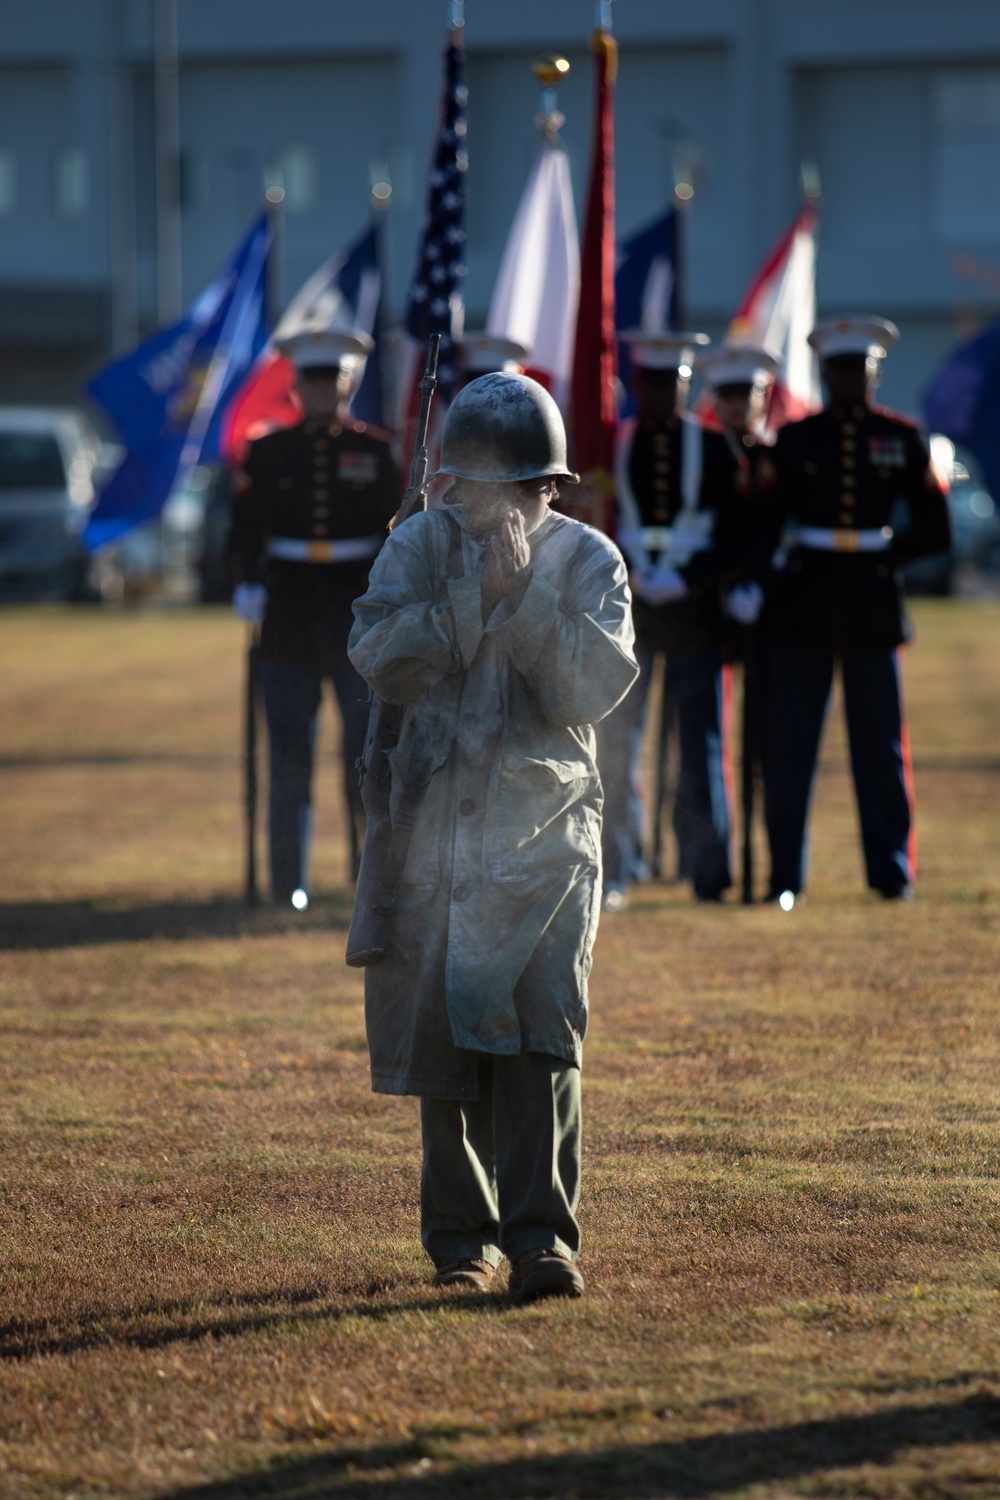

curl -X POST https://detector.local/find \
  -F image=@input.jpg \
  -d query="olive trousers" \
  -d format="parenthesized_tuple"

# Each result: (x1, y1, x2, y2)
(420, 1051, 581, 1269)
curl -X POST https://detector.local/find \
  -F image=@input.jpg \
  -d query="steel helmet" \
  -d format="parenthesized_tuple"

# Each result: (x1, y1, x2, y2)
(436, 372, 579, 485)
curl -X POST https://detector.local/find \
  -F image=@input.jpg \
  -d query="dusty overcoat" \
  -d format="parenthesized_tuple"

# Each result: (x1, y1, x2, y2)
(348, 506, 638, 1100)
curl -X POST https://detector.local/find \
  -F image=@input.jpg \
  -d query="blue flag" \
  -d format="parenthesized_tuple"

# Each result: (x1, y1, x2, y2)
(84, 211, 273, 550)
(615, 206, 681, 419)
(923, 316, 1000, 501)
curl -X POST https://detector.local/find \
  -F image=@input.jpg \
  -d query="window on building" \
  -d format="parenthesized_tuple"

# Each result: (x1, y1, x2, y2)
(264, 146, 316, 214)
(53, 146, 88, 217)
(0, 150, 15, 214)
(934, 71, 1000, 242)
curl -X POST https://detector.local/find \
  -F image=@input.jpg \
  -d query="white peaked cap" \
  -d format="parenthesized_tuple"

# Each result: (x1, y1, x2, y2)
(621, 330, 711, 370)
(808, 316, 899, 360)
(277, 327, 374, 369)
(457, 333, 531, 374)
(696, 344, 780, 389)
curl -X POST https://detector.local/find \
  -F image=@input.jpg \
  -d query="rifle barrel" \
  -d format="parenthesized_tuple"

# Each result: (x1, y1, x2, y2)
(391, 333, 442, 530)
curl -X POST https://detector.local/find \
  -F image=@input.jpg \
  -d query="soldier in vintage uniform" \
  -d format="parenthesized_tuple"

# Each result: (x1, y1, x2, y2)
(761, 316, 951, 901)
(424, 335, 530, 510)
(229, 328, 400, 905)
(600, 332, 749, 906)
(349, 374, 637, 1302)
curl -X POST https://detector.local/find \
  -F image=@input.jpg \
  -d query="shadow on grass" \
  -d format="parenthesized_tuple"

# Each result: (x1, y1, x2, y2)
(0, 893, 352, 951)
(0, 1285, 501, 1361)
(0, 751, 232, 769)
(160, 1394, 1000, 1498)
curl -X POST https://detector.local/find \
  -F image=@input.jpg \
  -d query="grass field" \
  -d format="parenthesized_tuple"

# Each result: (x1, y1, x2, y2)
(0, 601, 998, 1500)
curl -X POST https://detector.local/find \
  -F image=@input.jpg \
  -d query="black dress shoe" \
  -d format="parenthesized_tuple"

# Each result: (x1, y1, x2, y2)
(878, 883, 915, 902)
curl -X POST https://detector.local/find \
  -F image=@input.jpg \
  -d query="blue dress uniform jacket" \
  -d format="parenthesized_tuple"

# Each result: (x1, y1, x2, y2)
(616, 415, 749, 649)
(764, 404, 951, 654)
(229, 417, 400, 668)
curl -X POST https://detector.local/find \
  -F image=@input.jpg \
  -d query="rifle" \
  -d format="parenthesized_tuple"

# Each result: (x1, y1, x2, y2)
(650, 659, 673, 879)
(740, 627, 757, 904)
(345, 333, 441, 967)
(244, 624, 261, 905)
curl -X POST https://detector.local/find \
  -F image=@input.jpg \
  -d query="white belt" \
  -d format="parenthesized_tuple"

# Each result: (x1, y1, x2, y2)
(796, 526, 894, 554)
(267, 535, 380, 564)
(635, 526, 713, 553)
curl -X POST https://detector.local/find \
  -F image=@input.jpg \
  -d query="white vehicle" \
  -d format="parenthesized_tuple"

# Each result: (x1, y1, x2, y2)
(0, 407, 105, 601)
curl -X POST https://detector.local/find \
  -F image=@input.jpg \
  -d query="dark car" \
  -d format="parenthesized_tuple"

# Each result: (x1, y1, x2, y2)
(0, 407, 103, 601)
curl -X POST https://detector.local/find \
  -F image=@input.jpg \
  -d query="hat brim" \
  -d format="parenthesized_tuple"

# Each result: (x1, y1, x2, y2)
(431, 468, 580, 485)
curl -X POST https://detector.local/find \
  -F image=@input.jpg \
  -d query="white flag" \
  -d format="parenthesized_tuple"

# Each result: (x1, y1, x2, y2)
(726, 207, 821, 425)
(487, 144, 580, 413)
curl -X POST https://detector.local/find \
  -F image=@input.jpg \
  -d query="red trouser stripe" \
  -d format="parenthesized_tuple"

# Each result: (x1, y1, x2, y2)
(721, 660, 736, 867)
(897, 648, 917, 881)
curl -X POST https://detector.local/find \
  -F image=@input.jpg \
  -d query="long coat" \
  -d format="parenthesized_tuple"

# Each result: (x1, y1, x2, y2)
(348, 506, 638, 1100)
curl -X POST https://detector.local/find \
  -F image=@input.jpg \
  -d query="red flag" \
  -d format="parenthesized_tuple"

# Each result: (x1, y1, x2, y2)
(222, 352, 302, 467)
(570, 27, 618, 533)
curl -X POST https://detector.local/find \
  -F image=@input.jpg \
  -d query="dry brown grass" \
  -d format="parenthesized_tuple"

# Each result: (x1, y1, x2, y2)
(0, 601, 998, 1499)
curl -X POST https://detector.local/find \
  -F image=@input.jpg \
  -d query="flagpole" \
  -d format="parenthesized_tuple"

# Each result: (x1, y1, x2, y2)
(534, 56, 570, 142)
(264, 185, 285, 332)
(242, 187, 284, 908)
(669, 138, 697, 333)
(153, 0, 182, 324)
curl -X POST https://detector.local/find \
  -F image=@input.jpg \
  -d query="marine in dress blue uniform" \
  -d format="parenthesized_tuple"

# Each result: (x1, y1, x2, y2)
(760, 316, 951, 901)
(228, 328, 400, 904)
(599, 332, 750, 905)
(696, 345, 782, 900)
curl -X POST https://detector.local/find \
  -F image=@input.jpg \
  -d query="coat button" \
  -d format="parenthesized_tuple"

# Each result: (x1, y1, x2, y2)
(459, 799, 475, 816)
(453, 884, 469, 902)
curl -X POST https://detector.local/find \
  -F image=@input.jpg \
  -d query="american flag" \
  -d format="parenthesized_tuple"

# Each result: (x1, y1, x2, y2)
(405, 35, 468, 405)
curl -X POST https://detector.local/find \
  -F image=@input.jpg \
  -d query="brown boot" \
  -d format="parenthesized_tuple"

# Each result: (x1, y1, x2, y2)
(432, 1258, 494, 1291)
(508, 1247, 584, 1305)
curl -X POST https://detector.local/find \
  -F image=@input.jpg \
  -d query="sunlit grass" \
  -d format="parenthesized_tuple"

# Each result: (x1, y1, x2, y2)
(0, 601, 998, 1498)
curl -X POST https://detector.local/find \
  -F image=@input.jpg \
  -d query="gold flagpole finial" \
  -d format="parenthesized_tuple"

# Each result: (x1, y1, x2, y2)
(533, 56, 570, 141)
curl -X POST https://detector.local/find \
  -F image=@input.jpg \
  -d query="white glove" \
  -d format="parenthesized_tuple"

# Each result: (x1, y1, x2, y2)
(726, 582, 764, 626)
(232, 582, 267, 624)
(640, 565, 688, 606)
